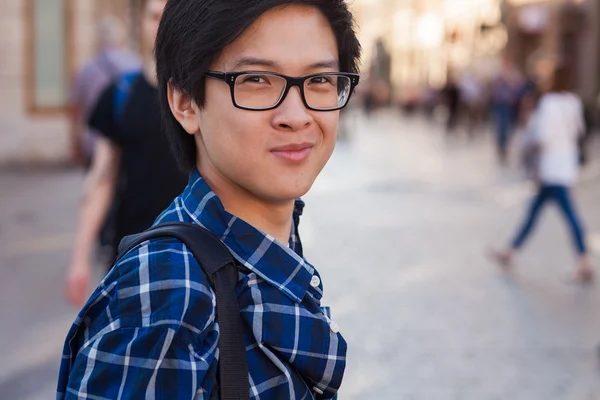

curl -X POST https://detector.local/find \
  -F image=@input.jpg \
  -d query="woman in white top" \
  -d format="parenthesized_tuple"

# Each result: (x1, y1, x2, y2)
(493, 67, 594, 281)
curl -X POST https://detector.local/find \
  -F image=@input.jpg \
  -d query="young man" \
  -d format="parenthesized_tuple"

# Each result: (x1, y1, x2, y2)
(58, 0, 361, 398)
(65, 0, 188, 308)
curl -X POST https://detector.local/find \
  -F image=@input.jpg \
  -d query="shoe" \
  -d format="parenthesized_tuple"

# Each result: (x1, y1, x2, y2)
(488, 249, 513, 269)
(576, 266, 594, 283)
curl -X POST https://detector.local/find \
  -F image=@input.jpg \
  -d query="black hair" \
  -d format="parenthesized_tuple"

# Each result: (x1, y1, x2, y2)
(155, 0, 361, 172)
(550, 66, 574, 93)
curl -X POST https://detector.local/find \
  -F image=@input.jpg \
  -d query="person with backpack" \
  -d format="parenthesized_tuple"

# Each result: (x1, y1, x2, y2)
(491, 67, 594, 282)
(70, 17, 141, 169)
(57, 0, 361, 398)
(65, 0, 188, 308)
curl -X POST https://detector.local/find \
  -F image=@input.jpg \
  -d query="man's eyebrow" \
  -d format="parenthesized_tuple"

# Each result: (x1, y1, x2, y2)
(229, 58, 340, 71)
(307, 60, 340, 70)
(230, 57, 279, 70)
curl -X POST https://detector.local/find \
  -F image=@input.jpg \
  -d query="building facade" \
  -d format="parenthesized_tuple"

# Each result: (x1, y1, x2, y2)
(0, 0, 135, 166)
(502, 0, 600, 104)
(351, 0, 506, 91)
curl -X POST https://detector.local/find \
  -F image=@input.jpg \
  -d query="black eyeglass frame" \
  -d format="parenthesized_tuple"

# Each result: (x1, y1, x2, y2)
(205, 70, 360, 111)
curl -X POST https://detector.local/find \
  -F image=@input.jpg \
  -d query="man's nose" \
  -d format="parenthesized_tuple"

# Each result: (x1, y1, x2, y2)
(272, 86, 313, 131)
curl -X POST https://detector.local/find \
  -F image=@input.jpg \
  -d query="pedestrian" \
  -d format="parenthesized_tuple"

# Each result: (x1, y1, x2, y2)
(490, 57, 524, 164)
(491, 67, 594, 282)
(69, 17, 142, 269)
(458, 69, 485, 138)
(70, 17, 141, 168)
(366, 38, 392, 112)
(65, 0, 188, 308)
(57, 0, 360, 399)
(443, 72, 461, 134)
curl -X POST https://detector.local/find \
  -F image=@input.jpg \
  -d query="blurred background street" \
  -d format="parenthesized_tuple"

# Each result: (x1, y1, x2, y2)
(3, 0, 600, 398)
(1, 111, 600, 399)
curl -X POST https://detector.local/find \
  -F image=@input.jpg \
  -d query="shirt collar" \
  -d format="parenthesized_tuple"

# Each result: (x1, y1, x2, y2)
(179, 169, 314, 303)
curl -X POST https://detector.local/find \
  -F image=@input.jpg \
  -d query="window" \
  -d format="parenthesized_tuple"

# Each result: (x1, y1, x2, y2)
(25, 0, 73, 113)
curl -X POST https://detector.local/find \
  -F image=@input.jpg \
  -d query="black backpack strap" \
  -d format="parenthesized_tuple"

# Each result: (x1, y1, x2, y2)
(117, 222, 250, 400)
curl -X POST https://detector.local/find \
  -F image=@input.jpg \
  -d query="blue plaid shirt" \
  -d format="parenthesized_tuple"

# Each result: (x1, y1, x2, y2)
(57, 169, 347, 399)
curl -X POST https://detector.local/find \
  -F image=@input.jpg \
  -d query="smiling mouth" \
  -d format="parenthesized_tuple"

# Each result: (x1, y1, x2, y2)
(270, 143, 314, 162)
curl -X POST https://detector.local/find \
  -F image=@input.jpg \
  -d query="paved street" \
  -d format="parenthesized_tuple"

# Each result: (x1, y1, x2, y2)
(1, 111, 600, 399)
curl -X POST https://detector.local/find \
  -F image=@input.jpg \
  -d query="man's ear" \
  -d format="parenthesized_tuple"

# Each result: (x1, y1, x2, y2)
(167, 81, 200, 135)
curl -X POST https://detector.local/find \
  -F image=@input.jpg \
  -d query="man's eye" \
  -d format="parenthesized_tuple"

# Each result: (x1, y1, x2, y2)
(240, 75, 270, 84)
(310, 76, 334, 85)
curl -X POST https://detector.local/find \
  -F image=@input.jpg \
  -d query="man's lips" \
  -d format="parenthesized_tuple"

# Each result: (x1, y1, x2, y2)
(270, 143, 314, 162)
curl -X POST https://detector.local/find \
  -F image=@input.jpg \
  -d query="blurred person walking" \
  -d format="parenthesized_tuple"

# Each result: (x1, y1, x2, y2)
(442, 72, 461, 134)
(365, 38, 392, 114)
(70, 17, 141, 168)
(492, 67, 594, 282)
(490, 57, 524, 164)
(65, 0, 188, 307)
(459, 70, 485, 138)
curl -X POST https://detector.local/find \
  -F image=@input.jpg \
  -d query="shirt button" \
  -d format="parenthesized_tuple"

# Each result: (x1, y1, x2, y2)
(329, 320, 340, 334)
(310, 275, 321, 288)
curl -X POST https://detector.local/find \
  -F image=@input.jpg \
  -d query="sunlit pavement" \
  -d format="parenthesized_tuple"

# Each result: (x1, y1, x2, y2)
(1, 110, 600, 399)
(305, 110, 600, 400)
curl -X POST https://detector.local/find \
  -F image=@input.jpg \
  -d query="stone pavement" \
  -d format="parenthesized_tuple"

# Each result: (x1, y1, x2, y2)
(1, 111, 600, 399)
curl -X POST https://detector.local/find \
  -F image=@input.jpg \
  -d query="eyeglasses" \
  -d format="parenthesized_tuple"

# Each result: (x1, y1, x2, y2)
(205, 70, 360, 111)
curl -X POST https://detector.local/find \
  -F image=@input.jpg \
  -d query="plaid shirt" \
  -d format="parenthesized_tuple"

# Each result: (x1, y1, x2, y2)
(57, 169, 347, 399)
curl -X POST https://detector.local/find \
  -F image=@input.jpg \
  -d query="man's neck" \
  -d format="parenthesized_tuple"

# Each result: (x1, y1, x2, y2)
(198, 163, 295, 245)
(143, 59, 158, 87)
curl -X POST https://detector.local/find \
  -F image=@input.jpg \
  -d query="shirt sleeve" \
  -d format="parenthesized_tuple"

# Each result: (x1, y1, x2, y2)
(88, 83, 122, 145)
(63, 325, 217, 399)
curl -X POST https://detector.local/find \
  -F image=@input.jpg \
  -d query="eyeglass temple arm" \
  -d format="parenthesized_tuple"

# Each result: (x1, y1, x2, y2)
(205, 71, 227, 81)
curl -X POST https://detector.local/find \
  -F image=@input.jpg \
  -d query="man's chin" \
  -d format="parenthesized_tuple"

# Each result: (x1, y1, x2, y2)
(260, 181, 314, 203)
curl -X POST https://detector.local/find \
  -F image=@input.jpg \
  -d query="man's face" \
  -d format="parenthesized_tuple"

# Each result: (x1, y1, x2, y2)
(195, 4, 340, 204)
(141, 0, 167, 58)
